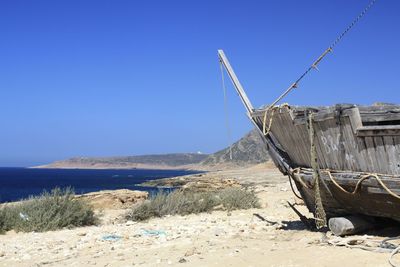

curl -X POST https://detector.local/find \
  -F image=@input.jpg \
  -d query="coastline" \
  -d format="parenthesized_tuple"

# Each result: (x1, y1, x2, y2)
(0, 168, 202, 204)
(0, 165, 393, 267)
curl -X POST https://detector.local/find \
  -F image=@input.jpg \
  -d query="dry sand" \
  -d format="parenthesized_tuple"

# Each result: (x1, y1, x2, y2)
(0, 166, 398, 267)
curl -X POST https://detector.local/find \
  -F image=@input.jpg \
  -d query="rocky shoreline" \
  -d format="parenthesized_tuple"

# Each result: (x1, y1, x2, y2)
(0, 165, 397, 267)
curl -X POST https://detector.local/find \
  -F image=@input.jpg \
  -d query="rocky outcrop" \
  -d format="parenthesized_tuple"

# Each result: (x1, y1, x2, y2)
(76, 189, 148, 209)
(140, 173, 241, 193)
(200, 129, 270, 169)
(180, 177, 241, 192)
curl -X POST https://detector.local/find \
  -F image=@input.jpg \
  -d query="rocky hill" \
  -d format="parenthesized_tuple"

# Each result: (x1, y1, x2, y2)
(199, 128, 270, 169)
(35, 128, 270, 170)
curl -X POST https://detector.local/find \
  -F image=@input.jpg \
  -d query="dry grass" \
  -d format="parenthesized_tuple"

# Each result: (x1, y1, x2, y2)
(125, 187, 260, 221)
(0, 188, 98, 233)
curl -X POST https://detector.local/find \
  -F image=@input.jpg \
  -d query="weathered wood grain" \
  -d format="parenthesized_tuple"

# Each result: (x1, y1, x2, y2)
(252, 104, 400, 222)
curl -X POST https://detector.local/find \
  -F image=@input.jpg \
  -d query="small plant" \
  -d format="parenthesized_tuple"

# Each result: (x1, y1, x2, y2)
(0, 187, 98, 233)
(219, 187, 261, 211)
(125, 187, 260, 221)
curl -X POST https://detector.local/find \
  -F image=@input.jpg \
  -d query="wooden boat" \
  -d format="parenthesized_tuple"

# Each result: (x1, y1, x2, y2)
(218, 50, 400, 227)
(252, 104, 400, 222)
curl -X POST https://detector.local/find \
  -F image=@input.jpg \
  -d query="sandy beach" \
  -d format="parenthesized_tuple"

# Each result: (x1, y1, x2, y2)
(0, 166, 398, 267)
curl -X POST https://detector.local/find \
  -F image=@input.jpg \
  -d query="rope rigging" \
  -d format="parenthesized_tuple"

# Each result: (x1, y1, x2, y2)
(263, 0, 378, 135)
(308, 112, 327, 229)
(219, 61, 233, 160)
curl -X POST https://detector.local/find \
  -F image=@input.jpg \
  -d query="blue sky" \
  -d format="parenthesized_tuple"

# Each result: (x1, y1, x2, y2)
(0, 0, 399, 166)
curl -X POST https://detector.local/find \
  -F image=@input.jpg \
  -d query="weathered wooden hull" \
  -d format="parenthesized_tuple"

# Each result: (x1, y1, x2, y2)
(251, 104, 400, 221)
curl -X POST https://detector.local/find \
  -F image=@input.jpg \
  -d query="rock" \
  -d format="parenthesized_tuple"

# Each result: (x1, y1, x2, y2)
(181, 178, 241, 192)
(76, 189, 148, 209)
(184, 247, 200, 257)
(179, 258, 187, 263)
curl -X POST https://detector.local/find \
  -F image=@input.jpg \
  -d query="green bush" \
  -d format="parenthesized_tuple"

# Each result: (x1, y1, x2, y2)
(125, 187, 260, 221)
(0, 188, 98, 233)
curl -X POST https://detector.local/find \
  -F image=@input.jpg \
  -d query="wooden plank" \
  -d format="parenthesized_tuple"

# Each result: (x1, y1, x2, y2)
(296, 171, 400, 220)
(218, 50, 254, 115)
(284, 111, 310, 166)
(270, 112, 303, 166)
(367, 187, 400, 195)
(356, 136, 373, 173)
(344, 108, 363, 134)
(340, 117, 362, 171)
(357, 125, 400, 136)
(394, 136, 400, 175)
(300, 171, 400, 190)
(313, 121, 330, 169)
(277, 111, 306, 166)
(324, 118, 342, 170)
(374, 136, 390, 174)
(383, 136, 399, 175)
(364, 137, 379, 173)
(360, 112, 400, 123)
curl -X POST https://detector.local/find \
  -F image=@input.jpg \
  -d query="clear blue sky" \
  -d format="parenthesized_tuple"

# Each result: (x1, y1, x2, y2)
(0, 0, 399, 166)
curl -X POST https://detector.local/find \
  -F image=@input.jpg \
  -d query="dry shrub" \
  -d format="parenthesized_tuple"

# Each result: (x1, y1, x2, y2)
(125, 187, 260, 221)
(0, 188, 98, 233)
(0, 208, 6, 234)
(219, 187, 261, 211)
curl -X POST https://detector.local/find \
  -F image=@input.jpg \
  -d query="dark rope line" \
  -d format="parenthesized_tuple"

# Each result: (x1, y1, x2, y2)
(268, 0, 378, 108)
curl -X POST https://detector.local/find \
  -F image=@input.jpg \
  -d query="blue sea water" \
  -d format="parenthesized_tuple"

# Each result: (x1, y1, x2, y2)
(0, 168, 200, 203)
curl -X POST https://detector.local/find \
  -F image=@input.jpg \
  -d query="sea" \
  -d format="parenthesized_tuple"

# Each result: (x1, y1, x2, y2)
(0, 168, 200, 203)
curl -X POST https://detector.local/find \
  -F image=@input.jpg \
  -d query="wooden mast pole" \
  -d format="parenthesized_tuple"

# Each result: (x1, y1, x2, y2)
(218, 50, 292, 174)
(218, 50, 254, 116)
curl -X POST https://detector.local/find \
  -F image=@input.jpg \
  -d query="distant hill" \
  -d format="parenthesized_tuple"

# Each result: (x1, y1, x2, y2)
(199, 128, 270, 169)
(35, 153, 209, 169)
(35, 128, 270, 170)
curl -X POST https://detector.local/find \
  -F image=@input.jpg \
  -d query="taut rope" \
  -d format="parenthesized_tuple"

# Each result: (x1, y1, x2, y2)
(262, 0, 378, 136)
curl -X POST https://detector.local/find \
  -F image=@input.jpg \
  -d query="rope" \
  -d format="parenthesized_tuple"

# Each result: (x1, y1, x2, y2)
(219, 61, 233, 160)
(389, 245, 400, 267)
(288, 174, 303, 200)
(325, 170, 400, 200)
(292, 167, 313, 189)
(292, 167, 400, 201)
(262, 103, 289, 136)
(309, 112, 327, 229)
(268, 0, 378, 107)
(381, 236, 400, 267)
(262, 107, 276, 135)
